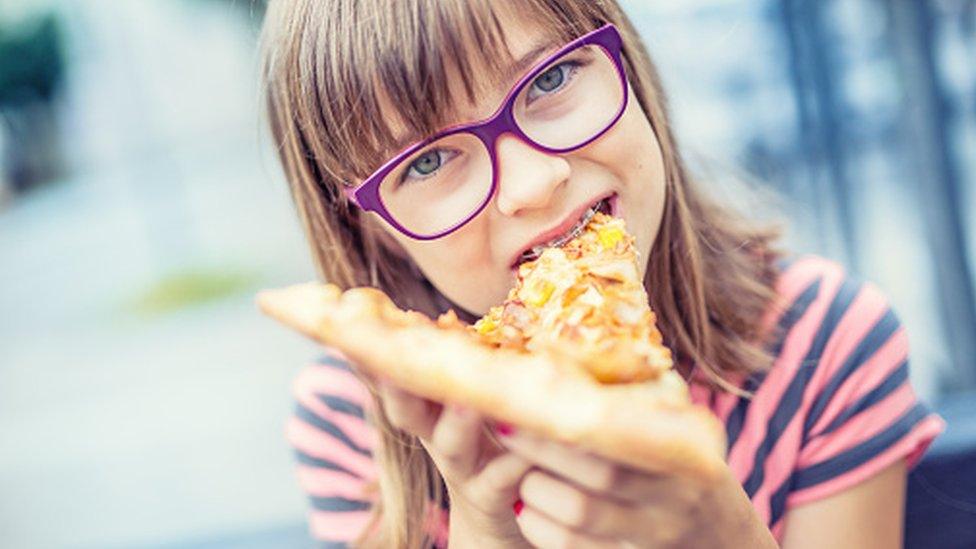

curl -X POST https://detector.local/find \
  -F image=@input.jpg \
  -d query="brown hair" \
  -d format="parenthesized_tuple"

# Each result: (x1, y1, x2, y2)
(261, 0, 780, 546)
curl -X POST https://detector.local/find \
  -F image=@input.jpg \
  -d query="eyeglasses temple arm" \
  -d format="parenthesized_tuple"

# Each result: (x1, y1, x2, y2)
(342, 184, 360, 206)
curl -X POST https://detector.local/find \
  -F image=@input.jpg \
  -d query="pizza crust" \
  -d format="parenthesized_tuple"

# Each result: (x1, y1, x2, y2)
(257, 282, 727, 481)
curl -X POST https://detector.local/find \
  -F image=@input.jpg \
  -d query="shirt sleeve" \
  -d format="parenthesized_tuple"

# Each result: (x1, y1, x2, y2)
(786, 279, 945, 507)
(286, 350, 379, 547)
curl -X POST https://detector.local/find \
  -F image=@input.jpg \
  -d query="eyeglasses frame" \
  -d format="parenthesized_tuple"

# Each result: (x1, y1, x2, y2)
(343, 23, 629, 241)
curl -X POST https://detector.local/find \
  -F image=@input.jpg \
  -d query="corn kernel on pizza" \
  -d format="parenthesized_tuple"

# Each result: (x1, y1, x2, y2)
(257, 213, 726, 479)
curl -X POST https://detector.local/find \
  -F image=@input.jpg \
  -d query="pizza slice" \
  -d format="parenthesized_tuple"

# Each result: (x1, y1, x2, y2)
(469, 212, 672, 384)
(257, 214, 726, 479)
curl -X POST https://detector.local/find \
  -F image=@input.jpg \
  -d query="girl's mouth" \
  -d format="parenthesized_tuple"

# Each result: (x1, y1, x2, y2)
(514, 195, 615, 268)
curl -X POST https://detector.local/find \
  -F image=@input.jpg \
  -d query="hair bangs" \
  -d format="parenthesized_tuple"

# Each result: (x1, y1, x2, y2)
(309, 0, 604, 183)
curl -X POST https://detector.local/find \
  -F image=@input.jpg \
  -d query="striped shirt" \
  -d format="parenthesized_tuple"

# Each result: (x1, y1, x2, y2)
(286, 256, 944, 546)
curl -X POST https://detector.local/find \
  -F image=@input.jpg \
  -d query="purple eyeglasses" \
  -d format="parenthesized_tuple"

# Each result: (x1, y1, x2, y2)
(343, 24, 628, 240)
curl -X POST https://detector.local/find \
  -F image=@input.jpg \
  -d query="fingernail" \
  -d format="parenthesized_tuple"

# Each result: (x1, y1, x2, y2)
(513, 499, 524, 516)
(495, 422, 516, 436)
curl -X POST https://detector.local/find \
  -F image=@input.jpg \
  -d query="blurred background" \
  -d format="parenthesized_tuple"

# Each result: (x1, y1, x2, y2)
(0, 0, 973, 547)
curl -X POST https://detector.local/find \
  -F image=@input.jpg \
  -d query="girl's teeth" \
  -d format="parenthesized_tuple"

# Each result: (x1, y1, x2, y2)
(521, 200, 607, 264)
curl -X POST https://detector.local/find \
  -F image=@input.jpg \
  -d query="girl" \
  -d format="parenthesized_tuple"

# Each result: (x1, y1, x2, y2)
(260, 1, 944, 547)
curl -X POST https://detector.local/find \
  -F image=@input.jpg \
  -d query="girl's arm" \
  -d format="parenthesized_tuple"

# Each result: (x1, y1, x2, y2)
(779, 459, 906, 549)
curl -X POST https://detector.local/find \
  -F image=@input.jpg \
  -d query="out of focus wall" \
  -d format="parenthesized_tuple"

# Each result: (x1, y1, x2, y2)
(1, 1, 317, 547)
(624, 0, 976, 400)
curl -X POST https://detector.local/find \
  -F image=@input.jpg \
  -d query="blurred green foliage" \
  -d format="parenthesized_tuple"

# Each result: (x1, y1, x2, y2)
(129, 268, 260, 316)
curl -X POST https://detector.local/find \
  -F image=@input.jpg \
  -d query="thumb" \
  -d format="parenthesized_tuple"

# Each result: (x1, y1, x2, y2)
(423, 404, 485, 480)
(470, 452, 533, 511)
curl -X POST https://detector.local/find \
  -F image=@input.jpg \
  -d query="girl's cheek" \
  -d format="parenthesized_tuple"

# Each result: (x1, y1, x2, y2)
(414, 238, 510, 313)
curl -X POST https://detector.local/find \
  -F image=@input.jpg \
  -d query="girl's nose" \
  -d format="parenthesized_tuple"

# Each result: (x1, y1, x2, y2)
(493, 134, 571, 217)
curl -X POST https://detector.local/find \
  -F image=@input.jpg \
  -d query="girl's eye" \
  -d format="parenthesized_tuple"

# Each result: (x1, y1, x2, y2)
(411, 151, 441, 176)
(401, 148, 458, 184)
(527, 61, 580, 102)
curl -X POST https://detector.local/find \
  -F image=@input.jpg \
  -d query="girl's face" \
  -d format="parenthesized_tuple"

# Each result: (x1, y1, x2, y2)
(377, 17, 667, 316)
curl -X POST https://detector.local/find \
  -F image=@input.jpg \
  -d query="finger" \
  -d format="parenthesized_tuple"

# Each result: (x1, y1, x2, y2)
(520, 470, 643, 538)
(501, 432, 668, 502)
(378, 381, 439, 440)
(501, 433, 622, 494)
(517, 504, 619, 549)
(469, 452, 533, 509)
(426, 404, 484, 478)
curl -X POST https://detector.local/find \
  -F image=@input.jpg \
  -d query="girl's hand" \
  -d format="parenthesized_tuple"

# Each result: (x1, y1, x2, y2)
(378, 382, 533, 548)
(500, 431, 778, 549)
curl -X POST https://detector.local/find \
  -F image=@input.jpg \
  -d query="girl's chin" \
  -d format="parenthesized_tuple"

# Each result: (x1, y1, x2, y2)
(454, 284, 508, 317)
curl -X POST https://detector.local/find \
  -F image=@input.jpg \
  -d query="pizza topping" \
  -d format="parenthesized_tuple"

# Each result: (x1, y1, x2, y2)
(474, 314, 497, 335)
(576, 285, 604, 308)
(586, 258, 638, 282)
(614, 302, 644, 325)
(472, 211, 673, 384)
(521, 278, 556, 308)
(504, 301, 531, 327)
(597, 224, 625, 250)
